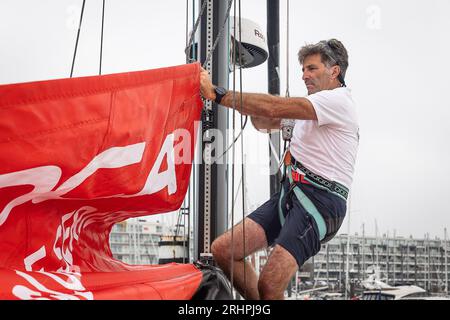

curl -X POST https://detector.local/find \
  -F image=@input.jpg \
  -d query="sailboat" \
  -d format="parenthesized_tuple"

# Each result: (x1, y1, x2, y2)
(0, 0, 272, 300)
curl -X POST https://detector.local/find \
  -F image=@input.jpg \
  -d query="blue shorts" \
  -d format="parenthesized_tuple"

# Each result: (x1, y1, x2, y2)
(247, 179, 347, 267)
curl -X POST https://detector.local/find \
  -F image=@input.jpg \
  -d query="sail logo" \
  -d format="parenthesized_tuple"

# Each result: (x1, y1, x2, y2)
(0, 132, 188, 227)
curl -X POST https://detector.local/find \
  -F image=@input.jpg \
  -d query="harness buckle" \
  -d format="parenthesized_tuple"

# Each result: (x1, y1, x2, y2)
(291, 169, 300, 182)
(291, 167, 311, 185)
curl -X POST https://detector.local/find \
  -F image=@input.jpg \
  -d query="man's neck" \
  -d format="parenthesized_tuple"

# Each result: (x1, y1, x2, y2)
(329, 81, 343, 90)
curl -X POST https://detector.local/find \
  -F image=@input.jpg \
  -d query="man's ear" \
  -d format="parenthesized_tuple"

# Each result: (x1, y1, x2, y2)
(331, 65, 341, 79)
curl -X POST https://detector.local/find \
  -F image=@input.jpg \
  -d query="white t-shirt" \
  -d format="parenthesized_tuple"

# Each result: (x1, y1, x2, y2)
(289, 87, 359, 189)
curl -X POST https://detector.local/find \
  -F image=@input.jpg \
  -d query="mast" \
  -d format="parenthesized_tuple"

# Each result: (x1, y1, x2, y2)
(362, 223, 365, 280)
(345, 195, 351, 299)
(267, 0, 281, 196)
(196, 0, 230, 261)
(400, 240, 404, 284)
(356, 243, 361, 283)
(414, 243, 418, 285)
(445, 228, 448, 295)
(386, 231, 390, 284)
(340, 241, 345, 293)
(375, 219, 379, 268)
(393, 229, 396, 285)
(427, 233, 431, 291)
(406, 238, 409, 284)
(326, 243, 330, 289)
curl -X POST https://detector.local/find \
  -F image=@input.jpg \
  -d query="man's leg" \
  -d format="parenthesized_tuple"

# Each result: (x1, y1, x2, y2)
(258, 244, 298, 300)
(211, 218, 268, 300)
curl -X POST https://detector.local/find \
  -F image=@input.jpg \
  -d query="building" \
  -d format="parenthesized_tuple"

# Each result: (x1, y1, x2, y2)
(110, 219, 449, 294)
(110, 218, 166, 265)
(109, 218, 191, 265)
(307, 234, 450, 293)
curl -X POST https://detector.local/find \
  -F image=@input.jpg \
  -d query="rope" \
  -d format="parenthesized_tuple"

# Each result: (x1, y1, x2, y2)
(215, 117, 247, 162)
(184, 0, 208, 63)
(183, 0, 191, 264)
(280, 0, 293, 157)
(285, 0, 290, 98)
(189, 1, 195, 264)
(99, 0, 105, 75)
(230, 0, 237, 298)
(202, 0, 234, 69)
(213, 0, 249, 162)
(185, 0, 189, 47)
(70, 0, 86, 78)
(237, 0, 247, 299)
(184, 0, 234, 68)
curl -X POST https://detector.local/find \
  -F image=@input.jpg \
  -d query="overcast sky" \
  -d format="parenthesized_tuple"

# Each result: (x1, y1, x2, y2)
(1, 0, 449, 240)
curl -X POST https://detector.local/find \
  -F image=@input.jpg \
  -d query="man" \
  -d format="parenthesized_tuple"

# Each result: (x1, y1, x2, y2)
(200, 39, 359, 300)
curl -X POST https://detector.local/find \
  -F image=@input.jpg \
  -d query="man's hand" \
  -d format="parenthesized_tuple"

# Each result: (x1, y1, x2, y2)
(200, 68, 216, 101)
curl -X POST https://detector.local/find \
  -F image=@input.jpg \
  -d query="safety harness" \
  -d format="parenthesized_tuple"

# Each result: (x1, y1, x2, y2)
(278, 150, 349, 242)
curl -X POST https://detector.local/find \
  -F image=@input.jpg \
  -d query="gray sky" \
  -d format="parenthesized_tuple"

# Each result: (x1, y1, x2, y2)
(1, 0, 449, 240)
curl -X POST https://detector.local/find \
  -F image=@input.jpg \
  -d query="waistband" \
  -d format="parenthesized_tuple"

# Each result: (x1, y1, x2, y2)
(290, 155, 349, 201)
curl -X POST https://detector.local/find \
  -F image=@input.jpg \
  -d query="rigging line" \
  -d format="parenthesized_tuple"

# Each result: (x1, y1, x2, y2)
(268, 137, 282, 167)
(183, 0, 191, 264)
(185, 0, 189, 63)
(185, 149, 191, 263)
(70, 0, 86, 78)
(189, 0, 195, 260)
(183, 195, 188, 263)
(281, 0, 291, 174)
(215, 116, 248, 162)
(202, 0, 234, 69)
(175, 208, 182, 237)
(238, 0, 247, 299)
(285, 0, 290, 98)
(229, 175, 243, 221)
(185, 0, 189, 48)
(211, 2, 251, 163)
(230, 0, 238, 299)
(99, 0, 105, 75)
(198, 0, 233, 113)
(184, 0, 207, 62)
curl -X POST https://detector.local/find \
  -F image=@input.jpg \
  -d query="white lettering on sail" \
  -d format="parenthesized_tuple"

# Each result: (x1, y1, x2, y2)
(32, 142, 146, 203)
(134, 133, 177, 196)
(24, 246, 46, 272)
(13, 206, 104, 300)
(0, 166, 62, 226)
(0, 133, 180, 226)
(13, 270, 93, 300)
(2, 132, 183, 299)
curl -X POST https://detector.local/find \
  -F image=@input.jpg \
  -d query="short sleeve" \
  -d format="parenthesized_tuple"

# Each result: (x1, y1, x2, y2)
(306, 89, 355, 129)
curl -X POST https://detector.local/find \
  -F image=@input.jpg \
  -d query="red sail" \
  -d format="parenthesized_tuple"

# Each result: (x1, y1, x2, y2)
(0, 63, 203, 299)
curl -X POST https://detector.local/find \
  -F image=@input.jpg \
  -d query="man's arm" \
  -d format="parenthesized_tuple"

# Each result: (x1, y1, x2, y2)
(200, 68, 318, 121)
(220, 92, 317, 121)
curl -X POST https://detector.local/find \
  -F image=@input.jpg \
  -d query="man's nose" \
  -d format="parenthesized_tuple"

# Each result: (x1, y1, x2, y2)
(302, 72, 309, 81)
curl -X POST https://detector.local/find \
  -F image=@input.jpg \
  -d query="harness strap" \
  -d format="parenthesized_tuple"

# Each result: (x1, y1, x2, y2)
(290, 158, 349, 201)
(278, 165, 327, 241)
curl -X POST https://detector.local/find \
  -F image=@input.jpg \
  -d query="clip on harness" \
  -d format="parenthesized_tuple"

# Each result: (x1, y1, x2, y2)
(278, 155, 327, 241)
(278, 150, 350, 242)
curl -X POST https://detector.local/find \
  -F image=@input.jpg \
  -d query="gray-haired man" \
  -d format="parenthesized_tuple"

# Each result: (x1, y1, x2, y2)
(200, 39, 359, 300)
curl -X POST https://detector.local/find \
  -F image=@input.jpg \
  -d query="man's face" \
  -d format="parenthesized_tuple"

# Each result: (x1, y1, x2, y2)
(302, 53, 336, 95)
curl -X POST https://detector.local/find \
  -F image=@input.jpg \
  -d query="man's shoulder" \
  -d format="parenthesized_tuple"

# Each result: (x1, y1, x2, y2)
(307, 87, 358, 129)
(308, 87, 354, 109)
(308, 87, 352, 101)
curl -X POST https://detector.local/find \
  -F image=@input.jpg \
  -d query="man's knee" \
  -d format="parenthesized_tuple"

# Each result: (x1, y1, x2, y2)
(211, 235, 230, 262)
